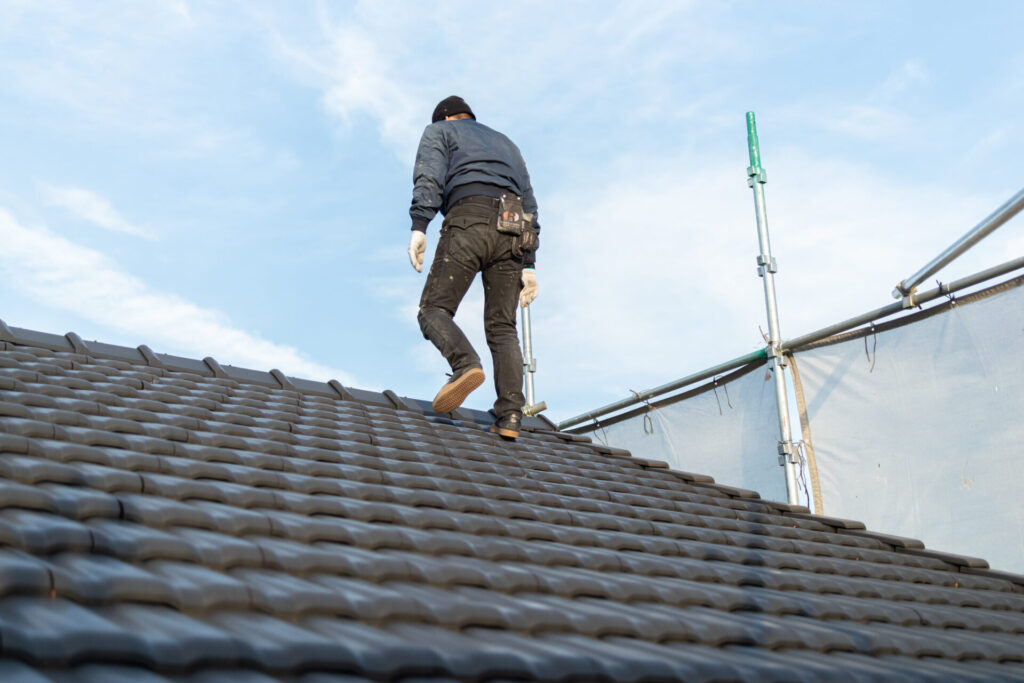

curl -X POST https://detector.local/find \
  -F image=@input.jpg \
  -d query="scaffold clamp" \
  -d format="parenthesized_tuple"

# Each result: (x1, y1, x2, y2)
(746, 167, 768, 184)
(777, 440, 797, 465)
(756, 255, 778, 273)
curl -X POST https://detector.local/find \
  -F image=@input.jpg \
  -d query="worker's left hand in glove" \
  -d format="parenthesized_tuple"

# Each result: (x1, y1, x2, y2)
(520, 268, 538, 307)
(408, 231, 426, 273)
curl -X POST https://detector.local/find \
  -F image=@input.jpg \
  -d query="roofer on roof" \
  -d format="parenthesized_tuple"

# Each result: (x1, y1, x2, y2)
(408, 95, 540, 439)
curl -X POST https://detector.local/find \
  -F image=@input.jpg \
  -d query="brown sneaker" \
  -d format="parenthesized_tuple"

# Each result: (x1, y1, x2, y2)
(431, 367, 485, 414)
(490, 414, 522, 439)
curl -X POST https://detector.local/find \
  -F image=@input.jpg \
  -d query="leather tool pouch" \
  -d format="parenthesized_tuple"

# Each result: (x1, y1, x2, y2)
(496, 193, 530, 236)
(512, 224, 538, 258)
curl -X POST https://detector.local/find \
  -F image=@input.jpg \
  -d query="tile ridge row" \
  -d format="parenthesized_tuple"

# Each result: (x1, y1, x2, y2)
(0, 322, 556, 431)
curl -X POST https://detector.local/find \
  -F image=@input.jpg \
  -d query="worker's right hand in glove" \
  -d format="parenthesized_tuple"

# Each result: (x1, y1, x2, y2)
(408, 231, 426, 273)
(520, 268, 538, 307)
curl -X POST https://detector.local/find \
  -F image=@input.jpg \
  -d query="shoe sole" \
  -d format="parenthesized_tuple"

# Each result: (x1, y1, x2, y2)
(432, 368, 485, 413)
(490, 424, 519, 439)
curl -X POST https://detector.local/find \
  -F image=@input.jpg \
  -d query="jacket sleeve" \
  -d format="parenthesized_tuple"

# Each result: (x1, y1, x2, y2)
(409, 125, 448, 232)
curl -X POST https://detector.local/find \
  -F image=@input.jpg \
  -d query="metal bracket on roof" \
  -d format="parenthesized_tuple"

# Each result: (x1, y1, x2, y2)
(523, 401, 547, 417)
(136, 345, 166, 369)
(269, 368, 297, 391)
(202, 356, 229, 378)
(327, 379, 356, 402)
(65, 332, 89, 355)
(381, 389, 405, 410)
(0, 318, 14, 342)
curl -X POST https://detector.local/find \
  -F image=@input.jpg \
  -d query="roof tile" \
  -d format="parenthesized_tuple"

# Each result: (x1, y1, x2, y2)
(0, 333, 1022, 679)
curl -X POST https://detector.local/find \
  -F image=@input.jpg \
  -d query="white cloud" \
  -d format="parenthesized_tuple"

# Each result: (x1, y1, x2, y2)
(256, 3, 426, 161)
(40, 184, 155, 239)
(0, 207, 360, 387)
(318, 24, 423, 159)
(256, 1, 734, 160)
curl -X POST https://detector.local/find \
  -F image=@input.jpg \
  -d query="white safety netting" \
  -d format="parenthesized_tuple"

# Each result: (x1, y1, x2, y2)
(575, 366, 788, 503)
(791, 277, 1024, 574)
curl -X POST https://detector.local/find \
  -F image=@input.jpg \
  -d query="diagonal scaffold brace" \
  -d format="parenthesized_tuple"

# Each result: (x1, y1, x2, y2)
(746, 112, 800, 506)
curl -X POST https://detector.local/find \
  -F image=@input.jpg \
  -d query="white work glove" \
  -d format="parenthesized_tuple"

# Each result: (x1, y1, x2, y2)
(520, 268, 538, 307)
(408, 231, 426, 272)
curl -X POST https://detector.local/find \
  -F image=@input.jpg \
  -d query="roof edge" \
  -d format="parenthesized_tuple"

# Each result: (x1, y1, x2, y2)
(0, 319, 552, 431)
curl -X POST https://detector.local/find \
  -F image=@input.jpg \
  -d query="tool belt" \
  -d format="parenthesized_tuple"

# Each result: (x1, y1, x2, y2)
(496, 193, 528, 235)
(448, 194, 537, 259)
(496, 193, 537, 258)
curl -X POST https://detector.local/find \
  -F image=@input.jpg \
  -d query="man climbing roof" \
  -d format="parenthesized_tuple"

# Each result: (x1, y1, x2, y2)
(408, 95, 540, 439)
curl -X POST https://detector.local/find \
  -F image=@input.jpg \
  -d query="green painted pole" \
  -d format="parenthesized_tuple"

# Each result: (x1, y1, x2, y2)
(746, 111, 762, 171)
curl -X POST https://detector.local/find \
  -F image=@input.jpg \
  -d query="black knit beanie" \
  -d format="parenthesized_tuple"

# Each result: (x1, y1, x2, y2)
(432, 95, 475, 123)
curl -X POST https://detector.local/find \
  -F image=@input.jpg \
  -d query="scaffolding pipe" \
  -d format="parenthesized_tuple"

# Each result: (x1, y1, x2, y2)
(520, 304, 542, 414)
(784, 253, 1024, 353)
(556, 347, 767, 431)
(893, 186, 1024, 299)
(557, 254, 1024, 431)
(746, 112, 799, 506)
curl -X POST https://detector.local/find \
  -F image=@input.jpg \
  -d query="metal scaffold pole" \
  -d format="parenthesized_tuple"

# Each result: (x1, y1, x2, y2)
(746, 112, 799, 506)
(521, 305, 546, 417)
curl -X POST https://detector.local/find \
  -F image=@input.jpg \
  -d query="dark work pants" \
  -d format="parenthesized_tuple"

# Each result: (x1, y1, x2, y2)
(417, 197, 525, 419)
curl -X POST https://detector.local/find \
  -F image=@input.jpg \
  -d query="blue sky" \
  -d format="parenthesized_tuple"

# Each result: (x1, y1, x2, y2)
(1, 1, 1022, 421)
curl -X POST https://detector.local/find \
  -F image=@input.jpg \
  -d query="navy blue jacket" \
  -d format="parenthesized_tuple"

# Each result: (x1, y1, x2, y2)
(410, 119, 540, 267)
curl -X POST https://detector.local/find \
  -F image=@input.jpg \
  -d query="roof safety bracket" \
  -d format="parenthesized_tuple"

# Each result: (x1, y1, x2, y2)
(65, 332, 89, 354)
(270, 369, 297, 391)
(136, 345, 166, 369)
(202, 356, 229, 378)
(328, 379, 356, 402)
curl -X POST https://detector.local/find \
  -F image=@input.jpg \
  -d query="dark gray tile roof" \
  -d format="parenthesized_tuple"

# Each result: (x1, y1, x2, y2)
(0, 322, 1023, 681)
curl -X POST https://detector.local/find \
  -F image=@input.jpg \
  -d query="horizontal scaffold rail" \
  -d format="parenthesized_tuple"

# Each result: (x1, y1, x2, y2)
(556, 348, 768, 431)
(556, 255, 1024, 432)
(784, 254, 1024, 352)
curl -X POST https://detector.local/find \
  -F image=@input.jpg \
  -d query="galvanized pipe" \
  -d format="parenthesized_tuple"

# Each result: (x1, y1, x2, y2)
(893, 186, 1024, 299)
(784, 253, 1024, 353)
(521, 304, 536, 409)
(556, 348, 767, 431)
(746, 112, 799, 506)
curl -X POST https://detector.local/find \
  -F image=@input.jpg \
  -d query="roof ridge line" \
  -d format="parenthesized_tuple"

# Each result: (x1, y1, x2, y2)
(0, 318, 554, 431)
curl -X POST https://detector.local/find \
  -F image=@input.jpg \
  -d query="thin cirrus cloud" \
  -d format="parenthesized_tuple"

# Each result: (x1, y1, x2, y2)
(258, 11, 424, 161)
(39, 184, 156, 240)
(0, 206, 360, 387)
